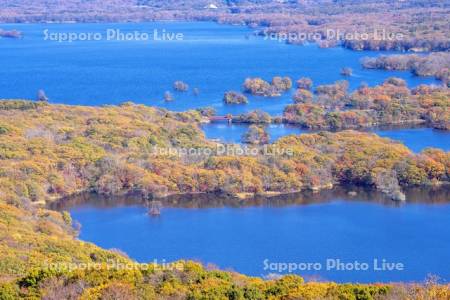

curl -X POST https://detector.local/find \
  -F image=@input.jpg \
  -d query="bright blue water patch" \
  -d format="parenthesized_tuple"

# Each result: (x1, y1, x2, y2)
(201, 123, 450, 152)
(71, 200, 450, 283)
(201, 123, 308, 143)
(0, 22, 439, 115)
(370, 128, 450, 153)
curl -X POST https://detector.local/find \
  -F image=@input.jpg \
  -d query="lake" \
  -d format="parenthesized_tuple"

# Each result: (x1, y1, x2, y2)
(59, 187, 450, 283)
(201, 123, 450, 152)
(6, 21, 449, 284)
(0, 22, 439, 115)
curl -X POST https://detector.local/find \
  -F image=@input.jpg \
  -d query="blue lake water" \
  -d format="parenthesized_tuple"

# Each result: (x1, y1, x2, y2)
(68, 189, 450, 283)
(5, 21, 448, 284)
(201, 123, 450, 152)
(371, 128, 450, 153)
(201, 123, 308, 144)
(0, 22, 439, 115)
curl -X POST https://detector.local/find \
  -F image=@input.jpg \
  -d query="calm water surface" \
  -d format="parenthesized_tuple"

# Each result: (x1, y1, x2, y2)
(65, 188, 450, 283)
(0, 22, 439, 115)
(371, 127, 450, 152)
(201, 123, 450, 152)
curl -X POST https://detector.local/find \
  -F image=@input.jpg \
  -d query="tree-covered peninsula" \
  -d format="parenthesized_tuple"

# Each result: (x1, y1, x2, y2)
(0, 100, 448, 203)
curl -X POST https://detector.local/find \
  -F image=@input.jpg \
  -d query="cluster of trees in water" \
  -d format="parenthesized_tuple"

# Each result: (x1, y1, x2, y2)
(164, 81, 200, 101)
(222, 76, 293, 105)
(340, 67, 352, 77)
(173, 80, 189, 92)
(241, 124, 270, 145)
(223, 91, 248, 104)
(234, 110, 273, 124)
(284, 78, 449, 130)
(0, 29, 22, 38)
(242, 76, 292, 97)
(361, 52, 450, 87)
(226, 78, 448, 131)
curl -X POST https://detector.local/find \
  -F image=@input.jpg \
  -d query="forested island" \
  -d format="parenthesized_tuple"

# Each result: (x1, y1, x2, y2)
(0, 29, 22, 38)
(223, 91, 248, 104)
(230, 78, 449, 131)
(0, 100, 449, 298)
(243, 77, 292, 97)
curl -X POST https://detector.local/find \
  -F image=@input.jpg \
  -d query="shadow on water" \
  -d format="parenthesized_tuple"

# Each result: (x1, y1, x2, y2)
(50, 185, 450, 212)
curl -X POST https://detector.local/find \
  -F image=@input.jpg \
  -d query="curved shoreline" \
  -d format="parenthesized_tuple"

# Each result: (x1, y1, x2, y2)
(50, 184, 450, 212)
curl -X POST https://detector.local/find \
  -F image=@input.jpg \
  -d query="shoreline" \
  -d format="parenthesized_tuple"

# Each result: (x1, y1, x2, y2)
(1, 20, 445, 54)
(0, 100, 446, 211)
(49, 183, 450, 211)
(3, 99, 449, 133)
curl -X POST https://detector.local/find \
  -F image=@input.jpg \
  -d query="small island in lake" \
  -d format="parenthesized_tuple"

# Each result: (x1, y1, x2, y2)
(243, 76, 292, 97)
(223, 90, 248, 104)
(0, 29, 22, 38)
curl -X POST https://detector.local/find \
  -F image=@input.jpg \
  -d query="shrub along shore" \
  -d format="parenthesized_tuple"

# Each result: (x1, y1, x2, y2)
(0, 100, 449, 299)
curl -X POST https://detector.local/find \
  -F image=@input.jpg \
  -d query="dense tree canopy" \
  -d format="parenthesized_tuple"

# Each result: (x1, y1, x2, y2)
(284, 80, 450, 130)
(223, 91, 248, 104)
(243, 77, 292, 97)
(361, 52, 450, 87)
(0, 100, 447, 205)
(242, 125, 270, 145)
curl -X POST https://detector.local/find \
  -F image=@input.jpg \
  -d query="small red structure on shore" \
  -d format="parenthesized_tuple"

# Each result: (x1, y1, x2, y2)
(209, 115, 233, 124)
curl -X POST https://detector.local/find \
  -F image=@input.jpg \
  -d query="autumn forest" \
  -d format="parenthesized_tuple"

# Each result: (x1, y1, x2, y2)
(0, 0, 449, 299)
